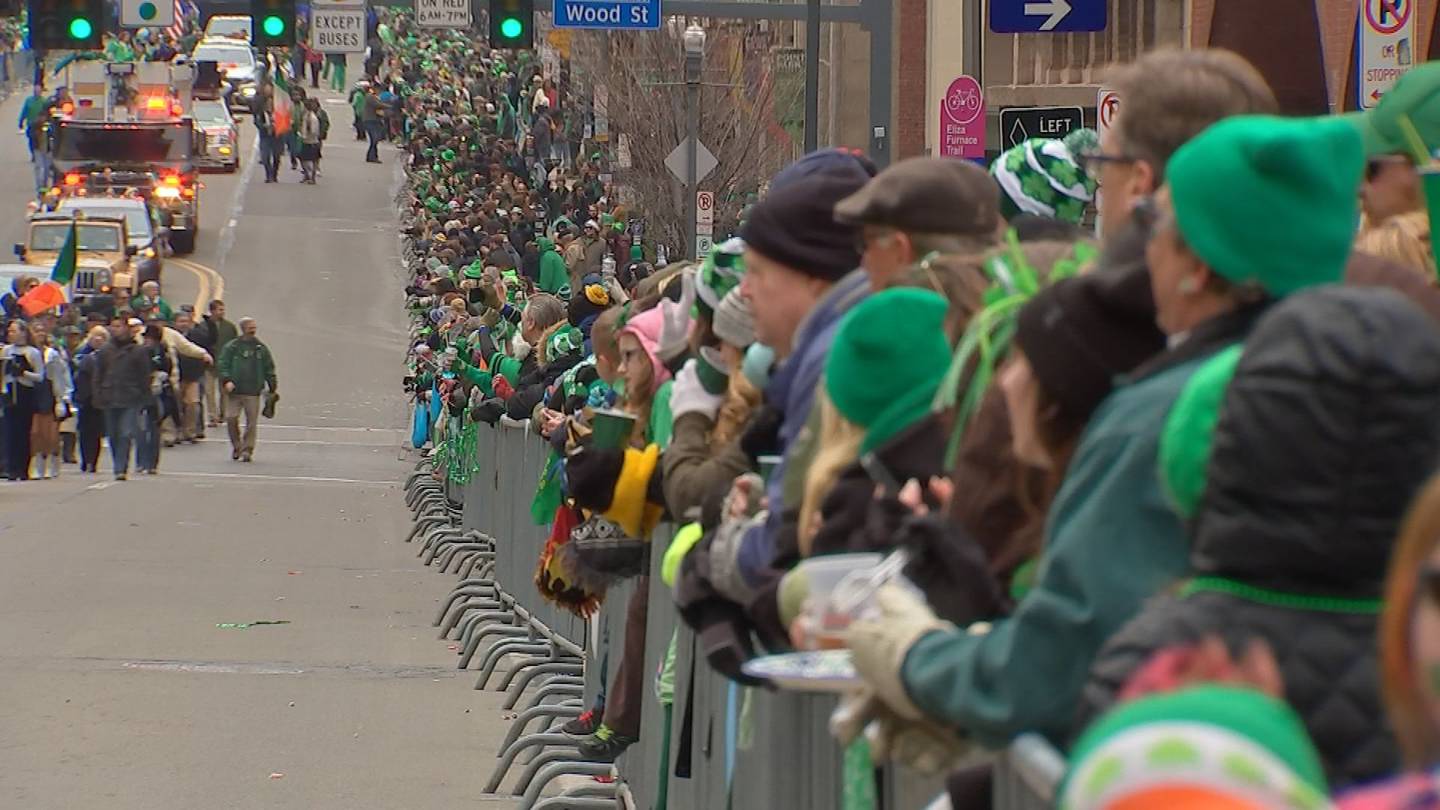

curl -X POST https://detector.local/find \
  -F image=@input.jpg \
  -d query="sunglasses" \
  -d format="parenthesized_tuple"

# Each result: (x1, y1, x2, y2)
(1077, 150, 1138, 183)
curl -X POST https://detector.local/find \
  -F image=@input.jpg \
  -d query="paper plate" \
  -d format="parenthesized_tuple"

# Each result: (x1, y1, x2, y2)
(741, 650, 862, 693)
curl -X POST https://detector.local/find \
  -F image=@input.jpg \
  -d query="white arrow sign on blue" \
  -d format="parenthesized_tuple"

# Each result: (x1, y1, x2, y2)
(990, 0, 1106, 33)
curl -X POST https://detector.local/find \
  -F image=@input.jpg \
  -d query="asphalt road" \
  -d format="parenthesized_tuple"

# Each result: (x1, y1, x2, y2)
(0, 65, 520, 808)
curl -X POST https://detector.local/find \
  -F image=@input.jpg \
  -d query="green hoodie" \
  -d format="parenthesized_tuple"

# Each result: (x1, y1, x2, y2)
(537, 237, 568, 296)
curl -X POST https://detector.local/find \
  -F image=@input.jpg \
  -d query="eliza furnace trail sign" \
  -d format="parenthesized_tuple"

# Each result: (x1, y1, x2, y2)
(553, 0, 660, 29)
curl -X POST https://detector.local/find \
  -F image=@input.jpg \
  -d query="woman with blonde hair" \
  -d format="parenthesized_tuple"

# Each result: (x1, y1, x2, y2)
(27, 321, 71, 479)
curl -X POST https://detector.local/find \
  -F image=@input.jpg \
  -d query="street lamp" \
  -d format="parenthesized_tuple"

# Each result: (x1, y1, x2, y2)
(683, 23, 706, 260)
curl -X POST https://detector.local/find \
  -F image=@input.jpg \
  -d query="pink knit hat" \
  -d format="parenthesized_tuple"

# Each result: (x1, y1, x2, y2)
(616, 306, 672, 395)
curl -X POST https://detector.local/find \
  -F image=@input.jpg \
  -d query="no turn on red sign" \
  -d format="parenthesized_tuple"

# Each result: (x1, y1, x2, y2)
(696, 191, 715, 235)
(1360, 0, 1414, 109)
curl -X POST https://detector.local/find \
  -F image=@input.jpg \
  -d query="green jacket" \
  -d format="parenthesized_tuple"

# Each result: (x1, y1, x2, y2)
(218, 337, 277, 396)
(899, 351, 1224, 747)
(537, 238, 568, 295)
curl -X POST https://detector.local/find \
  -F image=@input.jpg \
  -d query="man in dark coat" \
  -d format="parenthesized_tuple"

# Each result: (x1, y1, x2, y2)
(92, 317, 154, 480)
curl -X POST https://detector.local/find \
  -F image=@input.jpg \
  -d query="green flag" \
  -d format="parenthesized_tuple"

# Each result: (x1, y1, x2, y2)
(50, 222, 76, 287)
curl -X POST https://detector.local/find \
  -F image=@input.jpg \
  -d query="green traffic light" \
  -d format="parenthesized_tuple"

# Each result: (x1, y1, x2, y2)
(499, 16, 523, 38)
(262, 14, 285, 37)
(67, 16, 92, 39)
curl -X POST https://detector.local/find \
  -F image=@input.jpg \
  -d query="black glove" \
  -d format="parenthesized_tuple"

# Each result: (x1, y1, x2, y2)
(893, 512, 1009, 625)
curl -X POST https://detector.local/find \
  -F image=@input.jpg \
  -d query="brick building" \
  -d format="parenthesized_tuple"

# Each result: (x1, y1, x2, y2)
(902, 0, 1438, 159)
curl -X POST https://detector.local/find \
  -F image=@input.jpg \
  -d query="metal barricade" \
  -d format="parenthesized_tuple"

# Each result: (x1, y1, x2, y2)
(411, 421, 1069, 810)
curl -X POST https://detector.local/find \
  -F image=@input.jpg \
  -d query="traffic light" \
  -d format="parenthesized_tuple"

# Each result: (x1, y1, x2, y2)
(488, 0, 533, 49)
(251, 0, 296, 47)
(28, 0, 104, 49)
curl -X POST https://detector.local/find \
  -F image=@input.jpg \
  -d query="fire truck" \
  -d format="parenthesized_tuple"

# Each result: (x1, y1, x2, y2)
(43, 60, 205, 254)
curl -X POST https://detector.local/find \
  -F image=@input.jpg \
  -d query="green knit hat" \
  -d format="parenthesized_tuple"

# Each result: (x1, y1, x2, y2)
(1062, 686, 1328, 810)
(462, 261, 485, 280)
(696, 237, 746, 312)
(990, 132, 1098, 225)
(826, 288, 951, 453)
(1167, 115, 1363, 297)
(1159, 345, 1243, 518)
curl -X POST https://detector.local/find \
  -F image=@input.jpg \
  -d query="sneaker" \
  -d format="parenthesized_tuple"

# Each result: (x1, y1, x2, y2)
(232, 449, 242, 460)
(577, 728, 636, 763)
(114, 473, 127, 481)
(241, 453, 253, 463)
(560, 709, 599, 738)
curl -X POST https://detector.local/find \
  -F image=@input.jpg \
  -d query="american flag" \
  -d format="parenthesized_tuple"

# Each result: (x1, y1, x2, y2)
(165, 0, 193, 40)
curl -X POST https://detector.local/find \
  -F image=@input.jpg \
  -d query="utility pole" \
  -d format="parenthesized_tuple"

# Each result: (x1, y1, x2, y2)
(683, 23, 705, 260)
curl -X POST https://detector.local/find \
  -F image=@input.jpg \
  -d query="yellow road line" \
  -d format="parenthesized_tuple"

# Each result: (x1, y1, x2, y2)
(168, 258, 225, 312)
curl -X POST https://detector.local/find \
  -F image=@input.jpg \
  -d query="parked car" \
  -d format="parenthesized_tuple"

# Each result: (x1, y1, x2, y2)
(193, 99, 240, 172)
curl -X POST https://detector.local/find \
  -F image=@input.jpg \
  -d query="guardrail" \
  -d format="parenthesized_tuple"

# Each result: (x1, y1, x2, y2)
(404, 422, 1065, 808)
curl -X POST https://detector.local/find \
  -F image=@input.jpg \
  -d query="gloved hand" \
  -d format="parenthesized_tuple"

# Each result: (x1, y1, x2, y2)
(830, 690, 968, 775)
(492, 374, 515, 400)
(657, 268, 696, 363)
(1361, 61, 1440, 158)
(670, 359, 725, 421)
(845, 583, 952, 721)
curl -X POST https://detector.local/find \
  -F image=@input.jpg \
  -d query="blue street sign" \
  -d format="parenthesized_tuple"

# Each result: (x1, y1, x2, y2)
(990, 0, 1106, 33)
(553, 0, 660, 28)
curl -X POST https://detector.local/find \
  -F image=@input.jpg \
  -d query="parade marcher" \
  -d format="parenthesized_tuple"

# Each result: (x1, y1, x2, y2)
(27, 321, 71, 479)
(218, 317, 277, 463)
(193, 299, 237, 429)
(72, 325, 106, 473)
(253, 84, 282, 183)
(299, 97, 323, 185)
(1, 319, 41, 480)
(93, 316, 152, 480)
(173, 311, 205, 443)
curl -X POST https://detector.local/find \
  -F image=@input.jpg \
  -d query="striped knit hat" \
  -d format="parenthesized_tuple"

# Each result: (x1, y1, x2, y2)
(990, 128, 1099, 225)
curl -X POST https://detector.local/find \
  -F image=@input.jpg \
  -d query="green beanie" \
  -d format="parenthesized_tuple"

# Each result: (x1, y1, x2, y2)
(463, 261, 485, 280)
(990, 133, 1097, 225)
(1159, 345, 1243, 518)
(696, 237, 746, 312)
(826, 288, 951, 453)
(1167, 115, 1363, 297)
(1062, 685, 1328, 810)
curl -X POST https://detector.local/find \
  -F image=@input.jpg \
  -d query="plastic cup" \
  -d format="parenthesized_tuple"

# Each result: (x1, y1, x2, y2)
(695, 349, 729, 395)
(590, 408, 636, 450)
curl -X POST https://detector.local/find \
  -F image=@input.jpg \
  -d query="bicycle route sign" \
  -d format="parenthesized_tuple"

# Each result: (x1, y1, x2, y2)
(553, 0, 660, 29)
(939, 75, 985, 160)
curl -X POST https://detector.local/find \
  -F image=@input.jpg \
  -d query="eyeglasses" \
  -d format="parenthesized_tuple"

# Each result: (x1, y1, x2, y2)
(1077, 150, 1138, 183)
(1419, 564, 1440, 608)
(1366, 154, 1415, 181)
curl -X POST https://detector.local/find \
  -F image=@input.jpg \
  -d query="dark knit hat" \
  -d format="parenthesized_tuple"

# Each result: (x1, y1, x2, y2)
(834, 157, 1001, 236)
(770, 147, 877, 191)
(740, 172, 867, 283)
(1014, 269, 1166, 422)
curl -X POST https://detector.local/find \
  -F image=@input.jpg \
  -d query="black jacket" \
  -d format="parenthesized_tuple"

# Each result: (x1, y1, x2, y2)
(1079, 286, 1440, 789)
(93, 335, 153, 410)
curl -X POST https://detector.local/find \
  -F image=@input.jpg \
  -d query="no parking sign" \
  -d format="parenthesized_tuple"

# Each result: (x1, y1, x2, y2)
(1359, 0, 1414, 109)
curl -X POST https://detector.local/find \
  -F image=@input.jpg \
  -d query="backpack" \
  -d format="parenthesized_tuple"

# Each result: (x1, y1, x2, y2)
(317, 108, 331, 140)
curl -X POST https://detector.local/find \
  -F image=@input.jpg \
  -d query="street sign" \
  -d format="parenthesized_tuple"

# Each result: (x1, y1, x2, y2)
(1096, 87, 1120, 140)
(1359, 0, 1414, 109)
(695, 234, 714, 261)
(310, 2, 366, 52)
(553, 0, 659, 29)
(990, 0, 1105, 33)
(415, 0, 471, 28)
(121, 0, 174, 27)
(665, 138, 718, 184)
(938, 75, 985, 160)
(696, 190, 715, 235)
(999, 105, 1084, 149)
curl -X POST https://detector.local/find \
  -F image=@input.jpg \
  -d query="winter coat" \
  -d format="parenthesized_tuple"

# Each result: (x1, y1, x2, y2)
(93, 335, 153, 410)
(1079, 288, 1440, 788)
(662, 411, 753, 523)
(73, 345, 100, 408)
(898, 303, 1266, 748)
(537, 238, 568, 295)
(194, 315, 239, 357)
(732, 269, 870, 597)
(217, 337, 276, 396)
